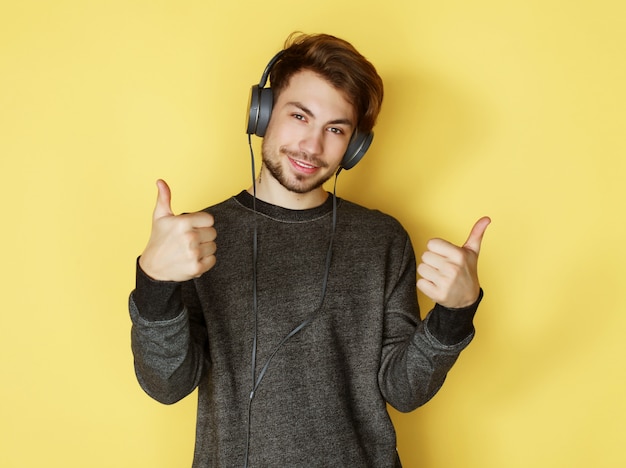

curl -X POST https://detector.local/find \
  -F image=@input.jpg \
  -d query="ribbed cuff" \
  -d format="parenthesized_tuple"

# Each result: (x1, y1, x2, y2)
(132, 257, 183, 321)
(427, 289, 484, 345)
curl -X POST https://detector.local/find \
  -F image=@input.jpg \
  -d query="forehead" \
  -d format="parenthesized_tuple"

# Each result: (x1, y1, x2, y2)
(275, 69, 356, 123)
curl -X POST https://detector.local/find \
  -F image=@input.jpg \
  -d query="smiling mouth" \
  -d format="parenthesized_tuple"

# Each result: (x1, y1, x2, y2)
(287, 155, 323, 175)
(291, 158, 317, 169)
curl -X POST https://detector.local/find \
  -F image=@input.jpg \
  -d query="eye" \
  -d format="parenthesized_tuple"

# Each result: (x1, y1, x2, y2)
(292, 113, 306, 121)
(328, 127, 344, 135)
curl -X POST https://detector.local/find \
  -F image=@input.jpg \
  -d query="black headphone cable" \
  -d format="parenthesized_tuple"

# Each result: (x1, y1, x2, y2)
(243, 134, 340, 467)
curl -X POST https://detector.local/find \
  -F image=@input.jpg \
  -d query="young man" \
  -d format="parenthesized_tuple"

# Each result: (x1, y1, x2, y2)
(129, 33, 490, 467)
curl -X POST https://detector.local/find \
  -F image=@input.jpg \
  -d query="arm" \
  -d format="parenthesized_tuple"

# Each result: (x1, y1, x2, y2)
(128, 179, 217, 404)
(129, 264, 210, 404)
(378, 218, 489, 412)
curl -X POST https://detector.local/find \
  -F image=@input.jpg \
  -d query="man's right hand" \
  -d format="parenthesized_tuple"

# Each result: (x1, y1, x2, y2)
(138, 179, 217, 282)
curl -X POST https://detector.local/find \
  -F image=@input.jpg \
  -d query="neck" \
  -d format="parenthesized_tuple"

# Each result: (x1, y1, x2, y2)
(247, 167, 329, 210)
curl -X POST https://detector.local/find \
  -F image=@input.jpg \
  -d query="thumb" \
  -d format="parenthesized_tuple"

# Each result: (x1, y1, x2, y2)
(463, 216, 491, 255)
(153, 179, 174, 219)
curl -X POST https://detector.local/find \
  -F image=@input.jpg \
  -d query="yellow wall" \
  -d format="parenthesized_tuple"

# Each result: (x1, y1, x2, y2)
(1, 1, 624, 467)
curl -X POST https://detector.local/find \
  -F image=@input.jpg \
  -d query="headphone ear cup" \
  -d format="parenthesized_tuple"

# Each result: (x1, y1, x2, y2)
(247, 50, 283, 136)
(246, 85, 261, 135)
(247, 85, 273, 137)
(341, 132, 374, 170)
(246, 85, 274, 137)
(255, 87, 274, 137)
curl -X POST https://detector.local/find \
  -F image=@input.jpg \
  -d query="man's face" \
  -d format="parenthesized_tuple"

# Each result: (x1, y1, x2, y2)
(261, 69, 356, 194)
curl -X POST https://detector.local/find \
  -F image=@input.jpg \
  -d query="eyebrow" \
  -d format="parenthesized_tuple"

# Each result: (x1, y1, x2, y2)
(286, 101, 355, 127)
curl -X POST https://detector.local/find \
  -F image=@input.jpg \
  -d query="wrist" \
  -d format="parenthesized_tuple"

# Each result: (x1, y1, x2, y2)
(427, 289, 484, 345)
(133, 257, 183, 321)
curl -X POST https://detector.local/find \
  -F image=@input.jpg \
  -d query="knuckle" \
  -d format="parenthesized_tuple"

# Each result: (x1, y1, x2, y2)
(182, 230, 198, 245)
(188, 260, 206, 277)
(448, 263, 462, 278)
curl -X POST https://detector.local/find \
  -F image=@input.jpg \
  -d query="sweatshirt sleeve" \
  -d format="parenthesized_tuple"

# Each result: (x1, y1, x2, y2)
(129, 260, 210, 404)
(428, 290, 482, 345)
(378, 235, 479, 413)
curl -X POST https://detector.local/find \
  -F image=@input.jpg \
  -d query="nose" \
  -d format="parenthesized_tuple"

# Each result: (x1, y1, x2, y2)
(299, 127, 324, 156)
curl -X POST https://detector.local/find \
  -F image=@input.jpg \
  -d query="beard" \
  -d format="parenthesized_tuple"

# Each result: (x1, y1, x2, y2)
(261, 140, 336, 194)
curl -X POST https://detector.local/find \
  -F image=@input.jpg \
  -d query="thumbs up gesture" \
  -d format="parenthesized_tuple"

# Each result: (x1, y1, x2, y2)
(138, 180, 217, 282)
(417, 217, 491, 309)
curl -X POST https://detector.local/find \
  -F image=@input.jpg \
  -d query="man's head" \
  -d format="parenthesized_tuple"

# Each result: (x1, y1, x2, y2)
(269, 33, 384, 136)
(251, 33, 385, 204)
(261, 68, 357, 195)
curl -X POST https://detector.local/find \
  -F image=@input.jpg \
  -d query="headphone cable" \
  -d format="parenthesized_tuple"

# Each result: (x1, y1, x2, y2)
(243, 134, 340, 467)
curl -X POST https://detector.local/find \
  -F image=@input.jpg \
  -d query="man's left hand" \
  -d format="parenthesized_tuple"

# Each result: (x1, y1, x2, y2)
(417, 217, 491, 309)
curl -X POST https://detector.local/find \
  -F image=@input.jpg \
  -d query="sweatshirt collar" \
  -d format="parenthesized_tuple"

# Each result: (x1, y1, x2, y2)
(233, 190, 336, 223)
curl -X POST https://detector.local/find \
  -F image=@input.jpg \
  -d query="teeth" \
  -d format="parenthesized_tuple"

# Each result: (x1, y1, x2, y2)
(295, 160, 315, 169)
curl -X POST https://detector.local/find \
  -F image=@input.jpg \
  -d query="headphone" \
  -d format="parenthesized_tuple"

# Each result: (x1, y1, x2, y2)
(245, 51, 374, 170)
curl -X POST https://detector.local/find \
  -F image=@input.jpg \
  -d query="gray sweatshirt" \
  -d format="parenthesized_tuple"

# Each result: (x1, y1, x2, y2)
(129, 191, 480, 467)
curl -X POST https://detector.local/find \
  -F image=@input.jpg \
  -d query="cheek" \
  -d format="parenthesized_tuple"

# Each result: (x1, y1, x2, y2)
(327, 137, 350, 162)
(261, 124, 284, 154)
(264, 118, 296, 148)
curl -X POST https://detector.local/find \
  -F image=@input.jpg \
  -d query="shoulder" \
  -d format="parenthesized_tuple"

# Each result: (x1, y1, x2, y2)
(195, 195, 252, 235)
(203, 193, 239, 210)
(337, 198, 411, 248)
(334, 199, 416, 269)
(338, 198, 406, 232)
(200, 192, 249, 216)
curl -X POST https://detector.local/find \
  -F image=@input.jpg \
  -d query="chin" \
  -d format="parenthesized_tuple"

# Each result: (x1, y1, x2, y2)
(282, 179, 325, 194)
(287, 169, 335, 193)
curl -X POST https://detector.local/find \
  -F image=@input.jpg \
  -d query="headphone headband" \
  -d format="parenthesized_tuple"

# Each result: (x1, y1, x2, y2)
(258, 50, 283, 89)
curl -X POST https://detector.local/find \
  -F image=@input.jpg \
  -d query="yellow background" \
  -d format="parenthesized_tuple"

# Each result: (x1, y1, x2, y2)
(1, 1, 624, 467)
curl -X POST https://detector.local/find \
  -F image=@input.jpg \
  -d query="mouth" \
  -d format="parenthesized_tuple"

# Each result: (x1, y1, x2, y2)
(288, 156, 320, 175)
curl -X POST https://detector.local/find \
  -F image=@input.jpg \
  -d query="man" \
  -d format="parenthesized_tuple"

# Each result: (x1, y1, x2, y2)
(129, 33, 490, 467)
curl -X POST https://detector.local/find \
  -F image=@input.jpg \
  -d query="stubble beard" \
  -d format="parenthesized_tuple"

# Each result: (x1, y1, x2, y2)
(261, 141, 334, 194)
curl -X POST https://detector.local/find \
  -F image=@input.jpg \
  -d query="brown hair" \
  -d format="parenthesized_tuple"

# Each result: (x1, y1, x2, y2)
(270, 33, 384, 134)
